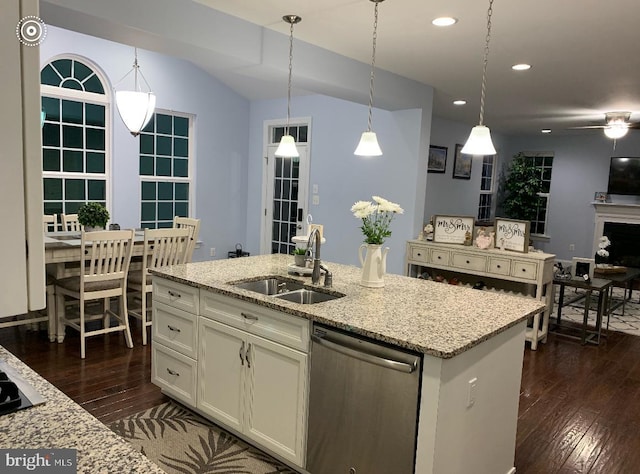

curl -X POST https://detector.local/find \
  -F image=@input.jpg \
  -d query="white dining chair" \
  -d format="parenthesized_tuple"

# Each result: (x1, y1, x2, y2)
(55, 229, 135, 359)
(61, 213, 82, 232)
(173, 216, 200, 263)
(43, 214, 58, 233)
(128, 227, 190, 345)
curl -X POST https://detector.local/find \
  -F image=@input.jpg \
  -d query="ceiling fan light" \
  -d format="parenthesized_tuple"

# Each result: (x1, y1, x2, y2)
(115, 90, 156, 136)
(604, 124, 629, 139)
(354, 131, 383, 156)
(461, 125, 496, 155)
(275, 135, 300, 157)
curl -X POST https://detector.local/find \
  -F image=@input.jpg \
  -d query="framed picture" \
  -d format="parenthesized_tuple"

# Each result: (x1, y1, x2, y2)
(494, 218, 530, 253)
(433, 215, 474, 244)
(452, 144, 472, 179)
(572, 257, 595, 281)
(594, 191, 608, 203)
(428, 145, 448, 173)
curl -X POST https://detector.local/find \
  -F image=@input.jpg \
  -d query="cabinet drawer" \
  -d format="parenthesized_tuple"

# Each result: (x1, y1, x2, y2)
(451, 253, 486, 272)
(200, 292, 310, 352)
(430, 249, 450, 266)
(409, 245, 429, 264)
(153, 278, 199, 314)
(153, 301, 197, 358)
(152, 344, 197, 408)
(488, 257, 511, 276)
(511, 260, 538, 281)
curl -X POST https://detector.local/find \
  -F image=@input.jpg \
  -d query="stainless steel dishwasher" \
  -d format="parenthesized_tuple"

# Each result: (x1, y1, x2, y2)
(307, 324, 422, 474)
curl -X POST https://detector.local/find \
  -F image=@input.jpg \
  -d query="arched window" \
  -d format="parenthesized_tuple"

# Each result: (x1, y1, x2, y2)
(40, 56, 110, 217)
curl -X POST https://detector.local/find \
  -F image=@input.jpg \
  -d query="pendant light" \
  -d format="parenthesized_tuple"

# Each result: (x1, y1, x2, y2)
(275, 15, 302, 158)
(461, 0, 497, 156)
(354, 0, 385, 157)
(114, 48, 156, 137)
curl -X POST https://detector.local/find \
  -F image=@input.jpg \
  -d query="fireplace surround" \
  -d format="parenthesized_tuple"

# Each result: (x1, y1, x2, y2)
(593, 202, 640, 267)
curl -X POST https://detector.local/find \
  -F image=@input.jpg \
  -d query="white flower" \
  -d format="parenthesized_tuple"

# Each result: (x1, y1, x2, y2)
(351, 200, 372, 212)
(351, 195, 403, 245)
(424, 224, 434, 233)
(597, 248, 609, 258)
(373, 195, 404, 214)
(353, 203, 376, 219)
(598, 236, 611, 249)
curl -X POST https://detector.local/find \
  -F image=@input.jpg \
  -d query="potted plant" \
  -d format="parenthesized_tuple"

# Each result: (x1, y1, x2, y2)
(292, 247, 307, 267)
(77, 202, 110, 231)
(499, 152, 542, 222)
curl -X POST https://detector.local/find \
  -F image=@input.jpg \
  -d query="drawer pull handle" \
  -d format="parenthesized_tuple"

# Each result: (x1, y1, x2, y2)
(167, 290, 181, 298)
(245, 343, 252, 368)
(241, 312, 259, 321)
(239, 341, 245, 366)
(166, 368, 180, 376)
(167, 325, 181, 333)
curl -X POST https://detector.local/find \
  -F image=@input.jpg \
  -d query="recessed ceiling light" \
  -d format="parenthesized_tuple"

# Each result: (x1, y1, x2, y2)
(453, 100, 467, 106)
(512, 63, 532, 71)
(432, 17, 458, 27)
(541, 129, 552, 134)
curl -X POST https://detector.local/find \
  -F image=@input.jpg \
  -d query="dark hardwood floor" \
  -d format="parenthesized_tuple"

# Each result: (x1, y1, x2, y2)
(2, 321, 640, 472)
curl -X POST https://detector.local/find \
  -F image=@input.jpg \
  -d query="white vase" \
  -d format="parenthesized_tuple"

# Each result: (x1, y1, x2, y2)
(359, 243, 389, 288)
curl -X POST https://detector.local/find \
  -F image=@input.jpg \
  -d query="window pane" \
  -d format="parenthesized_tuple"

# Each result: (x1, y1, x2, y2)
(174, 116, 188, 137)
(174, 137, 188, 157)
(298, 126, 308, 143)
(86, 152, 105, 173)
(175, 183, 189, 200)
(142, 116, 154, 133)
(141, 181, 156, 200)
(174, 159, 188, 177)
(87, 180, 105, 200)
(140, 134, 154, 154)
(156, 114, 172, 134)
(52, 59, 71, 78)
(86, 128, 105, 150)
(140, 156, 154, 175)
(62, 100, 83, 124)
(41, 65, 61, 87)
(157, 202, 174, 220)
(63, 125, 83, 148)
(156, 157, 171, 176)
(158, 182, 173, 200)
(156, 136, 172, 156)
(61, 79, 83, 91)
(65, 179, 85, 200)
(43, 178, 62, 200)
(73, 61, 92, 82)
(63, 150, 83, 172)
(83, 75, 104, 94)
(44, 202, 63, 216)
(42, 97, 60, 122)
(85, 104, 105, 126)
(43, 149, 60, 171)
(174, 202, 188, 217)
(65, 202, 82, 214)
(141, 202, 156, 221)
(273, 127, 284, 143)
(42, 123, 60, 147)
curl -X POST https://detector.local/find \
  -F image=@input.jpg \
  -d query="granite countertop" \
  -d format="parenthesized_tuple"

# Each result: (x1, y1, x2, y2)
(0, 346, 165, 474)
(151, 254, 545, 358)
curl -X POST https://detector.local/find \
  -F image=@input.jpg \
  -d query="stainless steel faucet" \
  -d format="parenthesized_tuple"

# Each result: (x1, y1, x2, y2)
(306, 228, 331, 286)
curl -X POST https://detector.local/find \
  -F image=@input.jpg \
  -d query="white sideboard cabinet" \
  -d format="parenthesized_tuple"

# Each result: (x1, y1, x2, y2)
(405, 240, 555, 350)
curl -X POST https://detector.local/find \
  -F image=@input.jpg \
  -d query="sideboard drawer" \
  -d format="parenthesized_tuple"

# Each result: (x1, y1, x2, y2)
(153, 301, 198, 359)
(451, 253, 486, 272)
(430, 249, 450, 266)
(512, 260, 538, 281)
(488, 257, 511, 276)
(409, 245, 429, 264)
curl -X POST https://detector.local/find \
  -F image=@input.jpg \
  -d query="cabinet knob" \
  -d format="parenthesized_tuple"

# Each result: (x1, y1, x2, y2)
(466, 260, 470, 264)
(417, 252, 421, 256)
(497, 265, 501, 269)
(522, 268, 526, 272)
(437, 256, 441, 260)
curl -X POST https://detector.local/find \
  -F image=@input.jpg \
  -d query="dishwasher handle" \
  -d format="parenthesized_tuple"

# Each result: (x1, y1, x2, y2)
(311, 334, 417, 374)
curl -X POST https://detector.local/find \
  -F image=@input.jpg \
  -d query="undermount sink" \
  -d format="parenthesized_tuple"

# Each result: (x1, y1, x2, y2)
(230, 277, 345, 304)
(274, 288, 345, 304)
(231, 277, 304, 295)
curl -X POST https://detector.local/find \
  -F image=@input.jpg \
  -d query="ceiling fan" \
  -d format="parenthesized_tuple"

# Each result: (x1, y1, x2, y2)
(570, 111, 640, 139)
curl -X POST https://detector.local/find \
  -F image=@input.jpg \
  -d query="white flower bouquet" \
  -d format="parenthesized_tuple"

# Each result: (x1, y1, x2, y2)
(351, 196, 403, 245)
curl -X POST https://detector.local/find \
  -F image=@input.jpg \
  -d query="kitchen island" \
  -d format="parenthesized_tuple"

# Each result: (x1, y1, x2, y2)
(151, 254, 544, 474)
(0, 346, 165, 474)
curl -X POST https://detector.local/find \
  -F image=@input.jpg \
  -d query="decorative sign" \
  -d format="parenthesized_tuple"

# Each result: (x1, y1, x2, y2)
(433, 215, 474, 244)
(495, 218, 530, 253)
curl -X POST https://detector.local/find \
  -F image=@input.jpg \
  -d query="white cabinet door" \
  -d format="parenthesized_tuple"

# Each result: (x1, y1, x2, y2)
(198, 318, 244, 433)
(245, 333, 307, 467)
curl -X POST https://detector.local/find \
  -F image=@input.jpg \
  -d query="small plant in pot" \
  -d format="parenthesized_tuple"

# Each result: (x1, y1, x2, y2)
(292, 247, 307, 267)
(77, 202, 109, 231)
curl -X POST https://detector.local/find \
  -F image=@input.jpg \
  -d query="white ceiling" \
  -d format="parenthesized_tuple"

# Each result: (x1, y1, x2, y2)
(41, 0, 640, 136)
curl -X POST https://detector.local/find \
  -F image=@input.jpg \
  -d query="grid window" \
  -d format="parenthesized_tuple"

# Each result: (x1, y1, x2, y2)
(41, 58, 109, 216)
(139, 112, 192, 229)
(272, 125, 309, 144)
(524, 153, 554, 235)
(477, 155, 496, 222)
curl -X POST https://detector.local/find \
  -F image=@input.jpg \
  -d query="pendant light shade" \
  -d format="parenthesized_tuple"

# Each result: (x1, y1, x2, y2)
(114, 48, 156, 137)
(462, 0, 497, 156)
(275, 15, 302, 158)
(355, 0, 385, 157)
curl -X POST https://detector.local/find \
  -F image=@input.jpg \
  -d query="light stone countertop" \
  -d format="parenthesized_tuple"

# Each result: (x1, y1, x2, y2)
(0, 346, 165, 474)
(151, 254, 545, 358)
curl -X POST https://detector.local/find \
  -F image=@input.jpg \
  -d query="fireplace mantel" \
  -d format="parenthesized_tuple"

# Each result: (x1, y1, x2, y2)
(592, 202, 640, 254)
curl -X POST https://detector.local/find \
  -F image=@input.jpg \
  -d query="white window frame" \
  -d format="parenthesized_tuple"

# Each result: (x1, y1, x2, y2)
(40, 54, 112, 215)
(523, 151, 554, 239)
(478, 154, 497, 222)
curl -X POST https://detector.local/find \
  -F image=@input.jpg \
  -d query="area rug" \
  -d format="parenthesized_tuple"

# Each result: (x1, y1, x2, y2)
(109, 401, 298, 474)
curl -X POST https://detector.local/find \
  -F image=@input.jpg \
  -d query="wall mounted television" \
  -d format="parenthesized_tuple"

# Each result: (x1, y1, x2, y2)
(607, 157, 640, 195)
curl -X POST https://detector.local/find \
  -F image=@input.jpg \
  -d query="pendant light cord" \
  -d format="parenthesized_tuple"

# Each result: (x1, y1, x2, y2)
(366, 1, 380, 132)
(286, 20, 295, 135)
(478, 0, 494, 127)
